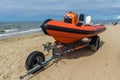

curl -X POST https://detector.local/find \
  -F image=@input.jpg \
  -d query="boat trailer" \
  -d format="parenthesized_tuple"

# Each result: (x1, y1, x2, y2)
(19, 35, 100, 80)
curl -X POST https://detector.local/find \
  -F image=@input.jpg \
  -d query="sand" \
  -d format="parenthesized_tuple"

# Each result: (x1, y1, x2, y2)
(0, 24, 120, 80)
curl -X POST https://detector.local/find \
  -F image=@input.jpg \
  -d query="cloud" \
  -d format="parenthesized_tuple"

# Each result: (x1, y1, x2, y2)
(0, 0, 120, 11)
(0, 0, 71, 13)
(0, 0, 120, 21)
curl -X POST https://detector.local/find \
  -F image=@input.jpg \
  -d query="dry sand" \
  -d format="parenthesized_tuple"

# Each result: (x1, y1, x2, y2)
(0, 24, 120, 80)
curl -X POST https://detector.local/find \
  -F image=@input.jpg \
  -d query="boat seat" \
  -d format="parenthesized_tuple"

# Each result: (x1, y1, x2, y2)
(79, 14, 84, 22)
(76, 13, 85, 26)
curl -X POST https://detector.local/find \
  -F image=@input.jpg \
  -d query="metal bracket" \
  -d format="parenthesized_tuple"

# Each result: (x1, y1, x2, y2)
(42, 42, 53, 52)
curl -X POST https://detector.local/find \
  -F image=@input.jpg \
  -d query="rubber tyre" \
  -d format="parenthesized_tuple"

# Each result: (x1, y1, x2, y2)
(89, 35, 100, 52)
(25, 51, 45, 74)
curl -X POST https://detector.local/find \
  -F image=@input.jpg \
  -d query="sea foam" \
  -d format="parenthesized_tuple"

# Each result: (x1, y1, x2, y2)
(0, 28, 41, 38)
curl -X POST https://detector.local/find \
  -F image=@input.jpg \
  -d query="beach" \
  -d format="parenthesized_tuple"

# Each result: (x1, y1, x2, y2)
(0, 24, 120, 80)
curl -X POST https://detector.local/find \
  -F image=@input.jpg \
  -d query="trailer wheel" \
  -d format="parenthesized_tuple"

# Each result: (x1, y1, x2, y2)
(89, 35, 100, 52)
(25, 51, 45, 74)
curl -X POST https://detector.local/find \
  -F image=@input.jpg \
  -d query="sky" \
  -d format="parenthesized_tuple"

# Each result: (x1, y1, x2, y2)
(0, 0, 120, 22)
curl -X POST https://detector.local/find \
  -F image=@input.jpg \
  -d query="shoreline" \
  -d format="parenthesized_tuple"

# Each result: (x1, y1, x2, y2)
(0, 29, 42, 40)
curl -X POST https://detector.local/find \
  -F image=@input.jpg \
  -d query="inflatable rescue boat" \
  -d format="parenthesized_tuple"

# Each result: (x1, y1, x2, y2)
(20, 12, 106, 79)
(41, 12, 106, 44)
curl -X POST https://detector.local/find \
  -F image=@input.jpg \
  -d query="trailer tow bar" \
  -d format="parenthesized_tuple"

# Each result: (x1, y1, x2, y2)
(19, 65, 41, 80)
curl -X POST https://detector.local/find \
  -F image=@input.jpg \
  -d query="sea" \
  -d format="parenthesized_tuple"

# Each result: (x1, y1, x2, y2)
(0, 19, 120, 39)
(0, 21, 42, 39)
